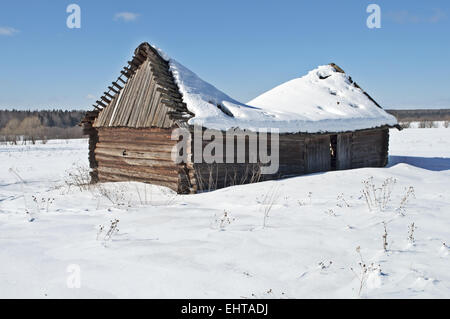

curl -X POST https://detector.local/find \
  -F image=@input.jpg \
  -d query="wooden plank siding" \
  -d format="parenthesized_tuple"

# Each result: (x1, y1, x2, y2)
(94, 127, 194, 193)
(337, 133, 352, 170)
(305, 135, 331, 173)
(93, 43, 193, 129)
(350, 128, 389, 168)
(189, 128, 389, 192)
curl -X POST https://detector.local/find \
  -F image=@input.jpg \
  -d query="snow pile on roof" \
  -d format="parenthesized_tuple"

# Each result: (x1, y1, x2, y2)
(247, 65, 398, 131)
(155, 46, 397, 133)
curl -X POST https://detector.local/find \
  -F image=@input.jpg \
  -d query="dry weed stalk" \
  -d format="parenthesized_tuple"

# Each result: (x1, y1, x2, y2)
(214, 210, 235, 231)
(408, 222, 417, 244)
(97, 219, 120, 244)
(350, 246, 382, 296)
(382, 221, 389, 252)
(64, 164, 92, 192)
(336, 193, 350, 208)
(361, 177, 396, 212)
(396, 186, 415, 216)
(261, 186, 280, 228)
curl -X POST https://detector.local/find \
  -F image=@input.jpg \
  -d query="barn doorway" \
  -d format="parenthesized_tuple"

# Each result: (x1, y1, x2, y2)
(305, 136, 332, 173)
(330, 134, 337, 170)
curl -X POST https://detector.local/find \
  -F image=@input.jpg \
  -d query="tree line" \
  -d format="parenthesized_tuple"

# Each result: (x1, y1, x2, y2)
(0, 109, 86, 144)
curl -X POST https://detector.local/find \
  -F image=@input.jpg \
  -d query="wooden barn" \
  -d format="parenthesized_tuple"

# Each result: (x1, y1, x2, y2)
(81, 42, 399, 194)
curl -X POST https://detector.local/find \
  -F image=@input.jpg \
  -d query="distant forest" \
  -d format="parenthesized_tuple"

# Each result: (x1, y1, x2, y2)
(0, 109, 86, 144)
(386, 109, 450, 122)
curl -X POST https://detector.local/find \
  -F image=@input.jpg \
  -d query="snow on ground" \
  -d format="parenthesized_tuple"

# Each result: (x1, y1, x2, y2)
(0, 130, 449, 298)
(155, 43, 396, 133)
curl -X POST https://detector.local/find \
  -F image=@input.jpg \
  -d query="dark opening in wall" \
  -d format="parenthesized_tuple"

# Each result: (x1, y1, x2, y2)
(330, 134, 337, 170)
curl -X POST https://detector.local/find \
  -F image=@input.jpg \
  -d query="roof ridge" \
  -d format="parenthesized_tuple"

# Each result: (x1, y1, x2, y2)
(329, 62, 382, 110)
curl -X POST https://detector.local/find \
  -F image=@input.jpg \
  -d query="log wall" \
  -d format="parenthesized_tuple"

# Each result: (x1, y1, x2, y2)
(350, 128, 389, 168)
(94, 127, 193, 193)
(81, 110, 100, 182)
(88, 126, 389, 194)
(191, 127, 389, 192)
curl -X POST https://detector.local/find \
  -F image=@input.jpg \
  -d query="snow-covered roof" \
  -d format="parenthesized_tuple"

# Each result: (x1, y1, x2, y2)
(247, 64, 398, 132)
(155, 46, 397, 133)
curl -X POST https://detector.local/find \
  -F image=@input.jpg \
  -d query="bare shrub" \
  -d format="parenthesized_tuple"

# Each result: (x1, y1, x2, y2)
(418, 120, 435, 128)
(64, 164, 92, 191)
(399, 122, 411, 129)
(96, 184, 130, 207)
(361, 177, 396, 212)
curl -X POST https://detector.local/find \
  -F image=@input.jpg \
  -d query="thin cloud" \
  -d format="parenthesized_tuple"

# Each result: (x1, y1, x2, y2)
(429, 8, 446, 23)
(86, 94, 96, 100)
(114, 12, 140, 22)
(0, 27, 19, 36)
(386, 8, 446, 24)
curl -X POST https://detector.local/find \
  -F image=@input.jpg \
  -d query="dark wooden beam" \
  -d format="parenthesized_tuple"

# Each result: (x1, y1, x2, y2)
(104, 92, 114, 99)
(96, 100, 107, 108)
(101, 96, 111, 104)
(111, 82, 123, 90)
(108, 86, 119, 94)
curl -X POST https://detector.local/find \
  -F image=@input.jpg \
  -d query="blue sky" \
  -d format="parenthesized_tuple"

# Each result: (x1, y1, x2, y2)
(0, 0, 449, 110)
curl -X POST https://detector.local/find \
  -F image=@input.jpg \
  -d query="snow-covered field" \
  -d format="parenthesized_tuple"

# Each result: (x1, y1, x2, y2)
(0, 129, 449, 299)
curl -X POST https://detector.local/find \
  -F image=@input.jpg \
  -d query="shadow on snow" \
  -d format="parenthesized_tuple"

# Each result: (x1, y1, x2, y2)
(388, 156, 450, 171)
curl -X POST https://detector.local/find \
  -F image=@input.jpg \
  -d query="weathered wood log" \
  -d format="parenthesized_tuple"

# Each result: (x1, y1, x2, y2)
(111, 82, 123, 90)
(120, 70, 131, 78)
(96, 142, 176, 153)
(95, 147, 175, 161)
(101, 96, 111, 104)
(108, 86, 119, 94)
(97, 171, 178, 192)
(104, 92, 114, 99)
(97, 165, 179, 183)
(96, 101, 107, 108)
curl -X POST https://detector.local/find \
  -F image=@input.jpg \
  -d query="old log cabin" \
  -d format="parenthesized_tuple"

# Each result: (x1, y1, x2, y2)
(81, 42, 399, 194)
